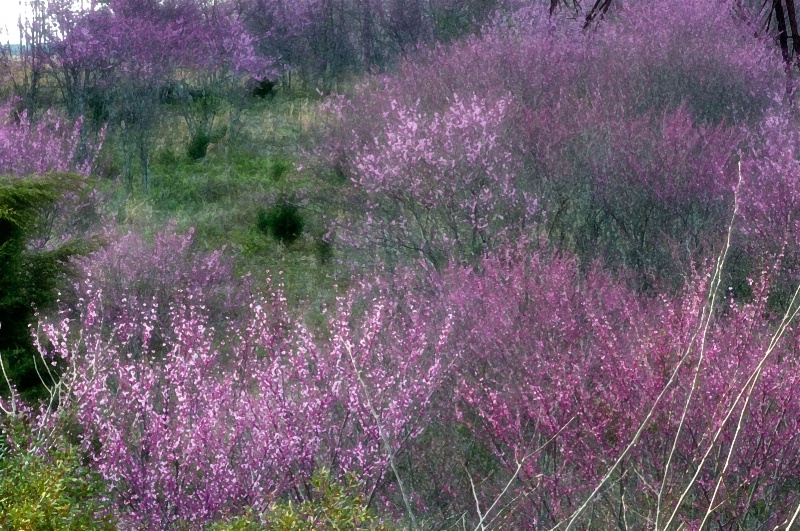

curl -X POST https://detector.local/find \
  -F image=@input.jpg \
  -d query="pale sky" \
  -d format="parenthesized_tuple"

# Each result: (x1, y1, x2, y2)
(0, 0, 26, 43)
(0, 1, 92, 44)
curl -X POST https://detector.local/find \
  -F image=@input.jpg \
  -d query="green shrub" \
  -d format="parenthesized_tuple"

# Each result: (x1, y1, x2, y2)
(187, 126, 227, 161)
(85, 86, 110, 125)
(251, 78, 276, 99)
(207, 469, 392, 530)
(188, 130, 213, 161)
(256, 199, 304, 245)
(0, 174, 95, 399)
(207, 510, 267, 531)
(154, 146, 178, 166)
(0, 417, 115, 530)
(314, 238, 334, 265)
(270, 157, 293, 181)
(267, 469, 392, 530)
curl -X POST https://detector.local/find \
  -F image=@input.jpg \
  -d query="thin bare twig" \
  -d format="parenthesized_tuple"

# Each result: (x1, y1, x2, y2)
(655, 162, 744, 529)
(343, 338, 419, 530)
(562, 164, 742, 531)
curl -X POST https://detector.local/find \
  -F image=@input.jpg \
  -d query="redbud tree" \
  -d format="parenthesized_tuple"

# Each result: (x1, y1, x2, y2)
(317, 0, 783, 285)
(4, 0, 800, 529)
(241, 0, 513, 84)
(27, 226, 453, 526)
(11, 0, 274, 188)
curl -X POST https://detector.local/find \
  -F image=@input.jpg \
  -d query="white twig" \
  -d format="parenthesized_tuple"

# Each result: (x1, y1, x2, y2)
(671, 282, 800, 531)
(565, 163, 742, 531)
(656, 162, 743, 528)
(343, 339, 419, 530)
(785, 497, 800, 529)
(470, 416, 575, 531)
(0, 326, 18, 416)
(465, 465, 487, 531)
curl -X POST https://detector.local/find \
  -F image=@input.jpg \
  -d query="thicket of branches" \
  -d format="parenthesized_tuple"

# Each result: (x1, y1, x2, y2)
(4, 0, 800, 529)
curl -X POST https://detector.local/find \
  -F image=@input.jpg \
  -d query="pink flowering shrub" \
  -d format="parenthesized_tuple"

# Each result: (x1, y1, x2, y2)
(74, 226, 248, 345)
(572, 104, 741, 288)
(317, 0, 782, 281)
(426, 243, 800, 528)
(36, 266, 451, 526)
(578, 0, 782, 124)
(712, 107, 800, 305)
(5, 1, 800, 529)
(12, 236, 800, 528)
(739, 109, 800, 252)
(0, 101, 104, 178)
(54, 0, 273, 90)
(330, 92, 535, 265)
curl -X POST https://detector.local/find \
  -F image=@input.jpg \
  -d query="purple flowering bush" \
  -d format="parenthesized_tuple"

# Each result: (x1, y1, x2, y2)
(6, 0, 800, 528)
(32, 259, 450, 526)
(318, 0, 781, 282)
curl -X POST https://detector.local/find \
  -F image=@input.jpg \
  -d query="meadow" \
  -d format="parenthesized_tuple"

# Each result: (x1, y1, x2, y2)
(2, 0, 800, 529)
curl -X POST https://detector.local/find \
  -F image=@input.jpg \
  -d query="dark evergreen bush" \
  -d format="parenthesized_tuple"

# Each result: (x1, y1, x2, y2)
(187, 131, 212, 161)
(251, 78, 276, 99)
(85, 86, 110, 125)
(256, 199, 304, 245)
(0, 174, 93, 399)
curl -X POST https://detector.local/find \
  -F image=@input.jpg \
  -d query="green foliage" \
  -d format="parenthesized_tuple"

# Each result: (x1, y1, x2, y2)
(268, 469, 392, 530)
(257, 198, 304, 245)
(187, 126, 227, 161)
(190, 88, 220, 115)
(110, 91, 339, 323)
(252, 78, 277, 99)
(154, 146, 179, 166)
(209, 469, 392, 530)
(270, 157, 293, 181)
(188, 130, 213, 160)
(0, 417, 115, 530)
(0, 174, 94, 399)
(314, 237, 334, 265)
(184, 87, 227, 161)
(206, 510, 268, 531)
(85, 86, 110, 125)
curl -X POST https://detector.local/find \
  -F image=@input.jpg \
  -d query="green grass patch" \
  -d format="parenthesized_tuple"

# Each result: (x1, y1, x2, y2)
(96, 91, 344, 317)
